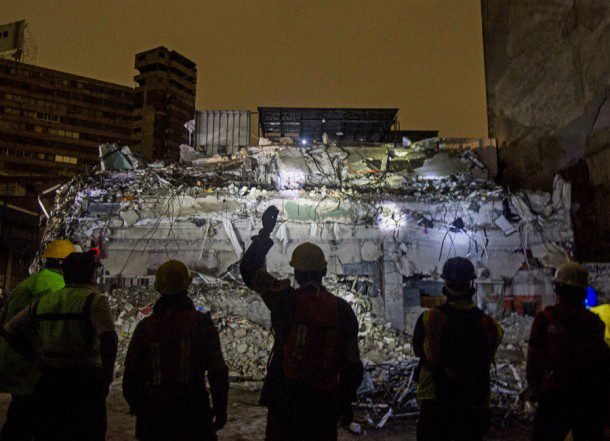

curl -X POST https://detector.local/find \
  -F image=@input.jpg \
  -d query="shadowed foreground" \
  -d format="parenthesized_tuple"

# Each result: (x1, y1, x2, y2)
(0, 383, 532, 440)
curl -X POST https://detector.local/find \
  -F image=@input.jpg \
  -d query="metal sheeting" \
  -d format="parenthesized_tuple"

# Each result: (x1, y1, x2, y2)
(195, 110, 250, 156)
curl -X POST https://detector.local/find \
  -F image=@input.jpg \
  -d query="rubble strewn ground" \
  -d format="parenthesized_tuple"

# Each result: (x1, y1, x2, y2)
(0, 386, 533, 440)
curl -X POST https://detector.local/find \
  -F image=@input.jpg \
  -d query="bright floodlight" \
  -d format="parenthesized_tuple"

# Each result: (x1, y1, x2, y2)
(301, 139, 307, 145)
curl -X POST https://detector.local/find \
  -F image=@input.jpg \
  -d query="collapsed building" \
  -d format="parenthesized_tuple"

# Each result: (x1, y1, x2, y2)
(43, 140, 574, 326)
(38, 138, 575, 426)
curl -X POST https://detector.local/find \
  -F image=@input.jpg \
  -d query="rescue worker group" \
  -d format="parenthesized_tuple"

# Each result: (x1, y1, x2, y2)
(0, 206, 608, 441)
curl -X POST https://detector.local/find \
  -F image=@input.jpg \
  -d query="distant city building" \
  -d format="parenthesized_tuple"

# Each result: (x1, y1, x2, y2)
(257, 107, 399, 144)
(132, 47, 196, 161)
(0, 57, 134, 178)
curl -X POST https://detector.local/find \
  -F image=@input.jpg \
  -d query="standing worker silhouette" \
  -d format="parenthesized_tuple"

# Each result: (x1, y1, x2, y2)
(0, 240, 76, 441)
(240, 205, 364, 441)
(413, 257, 503, 441)
(526, 262, 610, 441)
(3, 251, 118, 441)
(123, 260, 229, 441)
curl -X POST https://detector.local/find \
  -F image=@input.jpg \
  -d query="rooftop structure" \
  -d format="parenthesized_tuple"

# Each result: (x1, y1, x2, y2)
(257, 107, 399, 144)
(132, 47, 197, 161)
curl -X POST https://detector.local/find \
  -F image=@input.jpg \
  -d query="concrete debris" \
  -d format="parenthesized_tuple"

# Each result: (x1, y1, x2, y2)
(37, 143, 576, 333)
(109, 279, 415, 380)
(496, 313, 534, 362)
(99, 143, 140, 171)
(355, 359, 532, 429)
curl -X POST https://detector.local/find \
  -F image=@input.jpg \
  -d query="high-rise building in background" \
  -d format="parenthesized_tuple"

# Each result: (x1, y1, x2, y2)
(132, 47, 197, 161)
(0, 58, 134, 178)
(0, 44, 196, 291)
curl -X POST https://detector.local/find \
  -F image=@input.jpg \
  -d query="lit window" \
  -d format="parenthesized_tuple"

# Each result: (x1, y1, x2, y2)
(35, 126, 43, 133)
(55, 155, 63, 162)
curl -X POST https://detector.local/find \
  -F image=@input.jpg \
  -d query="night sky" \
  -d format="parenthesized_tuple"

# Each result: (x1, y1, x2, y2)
(2, 0, 488, 137)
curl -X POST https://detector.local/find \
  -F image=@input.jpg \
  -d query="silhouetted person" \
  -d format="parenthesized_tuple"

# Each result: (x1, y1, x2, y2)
(413, 257, 503, 441)
(0, 240, 76, 441)
(240, 206, 364, 441)
(527, 262, 610, 441)
(123, 260, 229, 441)
(3, 251, 118, 441)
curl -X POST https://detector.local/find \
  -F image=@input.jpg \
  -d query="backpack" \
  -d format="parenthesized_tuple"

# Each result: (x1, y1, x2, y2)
(435, 304, 497, 405)
(140, 309, 203, 392)
(541, 307, 610, 394)
(281, 286, 342, 394)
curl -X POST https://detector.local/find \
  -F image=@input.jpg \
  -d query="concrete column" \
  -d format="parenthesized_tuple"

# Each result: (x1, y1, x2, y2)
(383, 238, 404, 330)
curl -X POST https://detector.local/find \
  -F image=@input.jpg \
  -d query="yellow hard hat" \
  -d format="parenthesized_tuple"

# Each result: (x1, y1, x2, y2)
(290, 243, 327, 271)
(154, 260, 192, 295)
(553, 262, 588, 288)
(41, 240, 77, 260)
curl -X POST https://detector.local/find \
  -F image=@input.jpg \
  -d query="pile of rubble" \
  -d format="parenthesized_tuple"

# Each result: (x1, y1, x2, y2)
(40, 143, 507, 251)
(497, 313, 534, 362)
(355, 359, 531, 430)
(109, 279, 414, 380)
(109, 278, 533, 429)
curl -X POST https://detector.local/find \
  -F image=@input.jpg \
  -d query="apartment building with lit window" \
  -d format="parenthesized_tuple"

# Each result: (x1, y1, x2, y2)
(0, 58, 134, 178)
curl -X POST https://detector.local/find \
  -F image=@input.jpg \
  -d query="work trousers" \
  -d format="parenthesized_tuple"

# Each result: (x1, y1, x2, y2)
(532, 392, 608, 441)
(265, 405, 339, 441)
(416, 400, 489, 441)
(135, 406, 217, 441)
(33, 367, 107, 441)
(0, 394, 36, 441)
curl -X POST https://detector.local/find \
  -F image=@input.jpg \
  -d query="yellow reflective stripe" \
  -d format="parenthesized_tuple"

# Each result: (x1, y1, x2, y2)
(423, 309, 444, 364)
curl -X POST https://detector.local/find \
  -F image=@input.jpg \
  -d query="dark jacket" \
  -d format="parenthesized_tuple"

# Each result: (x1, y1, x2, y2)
(526, 302, 610, 397)
(240, 233, 363, 417)
(412, 299, 503, 403)
(122, 294, 229, 439)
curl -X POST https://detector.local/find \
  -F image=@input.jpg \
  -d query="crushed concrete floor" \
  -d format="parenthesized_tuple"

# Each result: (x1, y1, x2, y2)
(0, 386, 532, 440)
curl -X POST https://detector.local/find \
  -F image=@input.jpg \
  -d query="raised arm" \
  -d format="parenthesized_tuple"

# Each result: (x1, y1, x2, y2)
(240, 206, 292, 310)
(240, 205, 279, 288)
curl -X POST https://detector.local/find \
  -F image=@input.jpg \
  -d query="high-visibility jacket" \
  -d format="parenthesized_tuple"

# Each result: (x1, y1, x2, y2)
(590, 304, 610, 348)
(33, 285, 103, 369)
(0, 268, 64, 394)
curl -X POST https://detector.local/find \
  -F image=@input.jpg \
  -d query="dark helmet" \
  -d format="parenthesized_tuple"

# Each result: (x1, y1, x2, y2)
(441, 257, 476, 283)
(62, 251, 99, 285)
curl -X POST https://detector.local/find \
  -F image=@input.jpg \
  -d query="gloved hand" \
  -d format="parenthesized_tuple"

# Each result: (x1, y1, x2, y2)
(261, 205, 279, 235)
(213, 410, 227, 431)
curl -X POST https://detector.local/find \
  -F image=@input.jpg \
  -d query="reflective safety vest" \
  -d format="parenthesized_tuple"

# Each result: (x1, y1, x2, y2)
(281, 286, 342, 394)
(416, 300, 503, 403)
(0, 268, 65, 395)
(33, 285, 101, 369)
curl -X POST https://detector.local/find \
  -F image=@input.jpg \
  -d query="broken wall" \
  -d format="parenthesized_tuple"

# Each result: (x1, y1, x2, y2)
(481, 0, 610, 260)
(42, 144, 575, 331)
